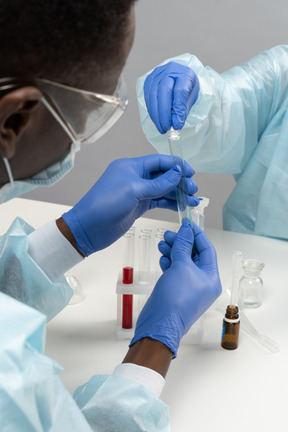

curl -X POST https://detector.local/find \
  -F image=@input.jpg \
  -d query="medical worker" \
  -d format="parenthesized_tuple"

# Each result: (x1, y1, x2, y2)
(139, 46, 288, 240)
(0, 1, 222, 431)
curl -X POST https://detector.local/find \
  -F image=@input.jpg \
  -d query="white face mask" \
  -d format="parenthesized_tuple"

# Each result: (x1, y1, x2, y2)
(0, 140, 80, 204)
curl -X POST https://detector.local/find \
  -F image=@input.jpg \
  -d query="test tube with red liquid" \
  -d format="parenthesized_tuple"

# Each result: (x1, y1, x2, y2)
(122, 230, 135, 329)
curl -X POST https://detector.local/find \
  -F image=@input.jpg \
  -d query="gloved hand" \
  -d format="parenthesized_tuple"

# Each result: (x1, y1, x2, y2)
(62, 155, 199, 257)
(144, 62, 200, 134)
(130, 222, 222, 358)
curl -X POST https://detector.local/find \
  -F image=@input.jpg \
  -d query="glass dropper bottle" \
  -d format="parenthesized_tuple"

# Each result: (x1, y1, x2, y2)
(221, 251, 242, 350)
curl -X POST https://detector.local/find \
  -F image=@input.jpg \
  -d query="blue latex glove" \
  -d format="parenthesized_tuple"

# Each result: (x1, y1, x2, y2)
(62, 155, 199, 256)
(144, 62, 200, 134)
(130, 222, 222, 358)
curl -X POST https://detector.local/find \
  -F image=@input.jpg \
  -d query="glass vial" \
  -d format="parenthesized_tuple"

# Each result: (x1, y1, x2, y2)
(221, 305, 240, 350)
(122, 294, 133, 329)
(168, 128, 191, 222)
(122, 230, 135, 283)
(155, 228, 166, 279)
(122, 231, 135, 329)
(196, 197, 210, 231)
(238, 259, 264, 308)
(168, 128, 196, 255)
(139, 232, 152, 285)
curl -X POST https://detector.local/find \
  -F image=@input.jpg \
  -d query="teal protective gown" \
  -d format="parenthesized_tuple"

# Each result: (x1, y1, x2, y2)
(0, 218, 169, 431)
(137, 45, 288, 240)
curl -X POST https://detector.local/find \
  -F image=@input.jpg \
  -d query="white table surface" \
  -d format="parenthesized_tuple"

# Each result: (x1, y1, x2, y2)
(1, 197, 288, 431)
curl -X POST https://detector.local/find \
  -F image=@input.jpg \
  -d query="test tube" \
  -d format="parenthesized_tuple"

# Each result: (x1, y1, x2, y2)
(141, 228, 152, 235)
(139, 231, 152, 285)
(122, 231, 135, 329)
(155, 228, 166, 278)
(191, 208, 199, 226)
(168, 128, 196, 255)
(157, 227, 166, 235)
(168, 128, 193, 224)
(197, 197, 210, 231)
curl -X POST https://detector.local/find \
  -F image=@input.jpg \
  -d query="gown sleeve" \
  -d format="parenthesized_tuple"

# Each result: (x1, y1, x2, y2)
(137, 45, 288, 176)
(0, 292, 92, 432)
(73, 374, 170, 432)
(0, 217, 73, 321)
(0, 219, 171, 431)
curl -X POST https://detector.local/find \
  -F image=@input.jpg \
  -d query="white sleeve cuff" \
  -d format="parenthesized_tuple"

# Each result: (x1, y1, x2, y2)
(28, 220, 84, 282)
(112, 363, 165, 398)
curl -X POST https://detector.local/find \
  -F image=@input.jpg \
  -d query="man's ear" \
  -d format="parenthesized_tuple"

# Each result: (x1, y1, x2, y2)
(0, 87, 42, 159)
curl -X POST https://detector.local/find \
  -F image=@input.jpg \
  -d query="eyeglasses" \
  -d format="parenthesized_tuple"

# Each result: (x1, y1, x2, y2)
(0, 74, 128, 144)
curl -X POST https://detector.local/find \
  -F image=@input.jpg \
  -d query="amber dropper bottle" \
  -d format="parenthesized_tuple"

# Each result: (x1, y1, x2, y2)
(221, 251, 242, 350)
(221, 305, 240, 350)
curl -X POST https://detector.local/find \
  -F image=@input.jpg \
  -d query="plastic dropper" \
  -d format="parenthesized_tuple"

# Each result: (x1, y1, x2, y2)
(240, 311, 280, 353)
(230, 250, 243, 306)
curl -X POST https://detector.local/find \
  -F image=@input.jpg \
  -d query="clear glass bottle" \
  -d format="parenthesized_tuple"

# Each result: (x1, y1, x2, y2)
(238, 259, 264, 308)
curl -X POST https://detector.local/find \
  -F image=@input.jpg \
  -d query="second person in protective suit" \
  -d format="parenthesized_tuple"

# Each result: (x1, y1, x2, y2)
(138, 45, 288, 241)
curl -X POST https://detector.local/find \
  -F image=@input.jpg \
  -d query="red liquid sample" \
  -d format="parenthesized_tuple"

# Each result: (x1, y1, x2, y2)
(122, 267, 133, 329)
(122, 266, 133, 284)
(122, 294, 133, 329)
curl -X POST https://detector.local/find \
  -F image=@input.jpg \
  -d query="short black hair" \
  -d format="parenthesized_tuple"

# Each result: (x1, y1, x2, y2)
(0, 0, 135, 83)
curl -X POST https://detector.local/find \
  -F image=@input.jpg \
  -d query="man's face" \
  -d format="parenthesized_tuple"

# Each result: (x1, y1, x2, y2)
(0, 4, 135, 186)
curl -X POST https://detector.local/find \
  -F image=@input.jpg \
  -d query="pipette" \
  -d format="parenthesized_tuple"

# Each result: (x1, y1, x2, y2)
(230, 250, 243, 306)
(240, 311, 279, 353)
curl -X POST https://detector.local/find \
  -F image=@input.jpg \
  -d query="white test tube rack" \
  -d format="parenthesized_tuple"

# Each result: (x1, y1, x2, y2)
(116, 227, 157, 340)
(116, 271, 155, 340)
(116, 197, 209, 344)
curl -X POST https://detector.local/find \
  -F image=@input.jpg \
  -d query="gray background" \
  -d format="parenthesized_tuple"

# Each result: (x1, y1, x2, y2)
(24, 0, 288, 229)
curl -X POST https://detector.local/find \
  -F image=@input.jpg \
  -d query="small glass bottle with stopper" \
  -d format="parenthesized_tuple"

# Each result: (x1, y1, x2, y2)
(238, 259, 264, 308)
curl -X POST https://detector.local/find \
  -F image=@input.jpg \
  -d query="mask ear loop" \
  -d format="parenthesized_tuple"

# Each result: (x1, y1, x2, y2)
(41, 97, 81, 169)
(2, 157, 14, 186)
(41, 97, 78, 144)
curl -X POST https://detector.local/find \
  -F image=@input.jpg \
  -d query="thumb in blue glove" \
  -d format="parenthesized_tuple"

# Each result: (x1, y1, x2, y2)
(130, 222, 222, 358)
(62, 155, 199, 256)
(144, 61, 200, 134)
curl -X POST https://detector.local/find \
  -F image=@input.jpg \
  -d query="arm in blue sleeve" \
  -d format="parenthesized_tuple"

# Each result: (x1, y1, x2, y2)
(0, 291, 170, 431)
(73, 374, 170, 432)
(137, 46, 288, 175)
(0, 292, 92, 432)
(0, 221, 170, 431)
(0, 217, 73, 321)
